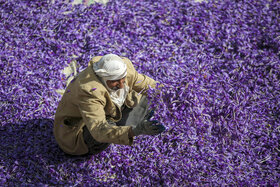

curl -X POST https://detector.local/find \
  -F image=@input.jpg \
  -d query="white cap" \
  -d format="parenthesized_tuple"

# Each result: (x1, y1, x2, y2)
(93, 54, 127, 80)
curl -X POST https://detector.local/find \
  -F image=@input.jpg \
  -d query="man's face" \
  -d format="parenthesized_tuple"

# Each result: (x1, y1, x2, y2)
(106, 77, 126, 90)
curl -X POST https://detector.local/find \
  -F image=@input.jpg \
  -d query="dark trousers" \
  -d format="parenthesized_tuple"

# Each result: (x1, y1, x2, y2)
(83, 96, 149, 155)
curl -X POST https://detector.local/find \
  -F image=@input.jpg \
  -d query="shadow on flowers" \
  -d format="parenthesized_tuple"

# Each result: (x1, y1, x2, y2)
(0, 118, 93, 185)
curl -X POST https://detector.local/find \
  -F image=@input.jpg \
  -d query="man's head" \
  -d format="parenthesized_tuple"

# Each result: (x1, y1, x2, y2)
(93, 54, 127, 90)
(106, 77, 126, 90)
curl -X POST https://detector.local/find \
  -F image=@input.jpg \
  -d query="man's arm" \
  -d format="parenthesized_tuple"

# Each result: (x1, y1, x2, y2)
(122, 57, 160, 95)
(77, 85, 133, 145)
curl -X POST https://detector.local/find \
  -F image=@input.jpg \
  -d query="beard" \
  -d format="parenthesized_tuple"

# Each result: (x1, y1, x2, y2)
(100, 77, 129, 108)
(111, 86, 119, 91)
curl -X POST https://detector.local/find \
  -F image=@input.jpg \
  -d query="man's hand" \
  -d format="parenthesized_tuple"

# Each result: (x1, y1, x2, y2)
(132, 110, 166, 136)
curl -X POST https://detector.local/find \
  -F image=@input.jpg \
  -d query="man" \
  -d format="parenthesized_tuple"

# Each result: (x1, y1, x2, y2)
(53, 54, 165, 156)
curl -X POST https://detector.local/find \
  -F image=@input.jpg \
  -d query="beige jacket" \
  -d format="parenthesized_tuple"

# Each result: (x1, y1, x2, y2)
(53, 56, 157, 155)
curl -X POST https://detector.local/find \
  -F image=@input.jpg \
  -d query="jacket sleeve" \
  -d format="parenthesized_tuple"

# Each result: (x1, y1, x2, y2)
(77, 86, 133, 145)
(124, 58, 160, 95)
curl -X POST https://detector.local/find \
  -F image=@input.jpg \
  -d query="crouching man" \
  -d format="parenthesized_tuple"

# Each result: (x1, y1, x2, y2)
(53, 54, 165, 156)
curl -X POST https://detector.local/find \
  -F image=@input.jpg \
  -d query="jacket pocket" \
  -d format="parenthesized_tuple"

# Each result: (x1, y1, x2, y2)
(63, 117, 82, 127)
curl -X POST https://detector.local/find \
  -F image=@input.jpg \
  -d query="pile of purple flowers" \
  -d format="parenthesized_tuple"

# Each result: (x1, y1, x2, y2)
(0, 0, 279, 185)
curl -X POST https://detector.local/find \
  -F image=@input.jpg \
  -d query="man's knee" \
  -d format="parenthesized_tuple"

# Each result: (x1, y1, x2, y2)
(82, 126, 110, 155)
